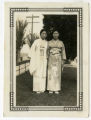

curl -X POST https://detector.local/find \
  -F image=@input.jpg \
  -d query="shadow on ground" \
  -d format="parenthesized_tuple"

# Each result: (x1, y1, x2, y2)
(16, 65, 77, 106)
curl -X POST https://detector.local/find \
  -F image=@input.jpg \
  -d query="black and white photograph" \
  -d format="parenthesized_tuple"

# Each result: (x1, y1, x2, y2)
(4, 2, 89, 117)
(16, 12, 77, 107)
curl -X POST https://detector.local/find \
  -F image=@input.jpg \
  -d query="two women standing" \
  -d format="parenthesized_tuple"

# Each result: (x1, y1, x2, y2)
(29, 29, 66, 94)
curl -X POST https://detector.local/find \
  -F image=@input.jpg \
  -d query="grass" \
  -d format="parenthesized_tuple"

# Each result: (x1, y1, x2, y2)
(16, 65, 77, 106)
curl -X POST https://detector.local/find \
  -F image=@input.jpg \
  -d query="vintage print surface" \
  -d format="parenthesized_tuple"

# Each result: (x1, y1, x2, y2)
(4, 2, 89, 117)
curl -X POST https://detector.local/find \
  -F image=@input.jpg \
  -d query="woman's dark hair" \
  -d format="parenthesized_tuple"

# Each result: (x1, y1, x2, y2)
(52, 29, 59, 34)
(40, 29, 47, 35)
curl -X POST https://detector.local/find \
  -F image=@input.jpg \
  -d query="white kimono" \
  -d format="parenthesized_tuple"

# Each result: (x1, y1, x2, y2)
(29, 39, 48, 92)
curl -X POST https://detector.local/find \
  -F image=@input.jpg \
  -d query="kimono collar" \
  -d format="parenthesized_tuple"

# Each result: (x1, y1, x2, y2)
(40, 38, 46, 42)
(52, 39, 59, 42)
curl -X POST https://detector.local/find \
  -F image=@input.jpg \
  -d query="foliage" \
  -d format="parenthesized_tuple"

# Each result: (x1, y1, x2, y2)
(16, 20, 28, 62)
(24, 33, 39, 47)
(16, 20, 39, 63)
(16, 20, 28, 52)
(43, 15, 77, 60)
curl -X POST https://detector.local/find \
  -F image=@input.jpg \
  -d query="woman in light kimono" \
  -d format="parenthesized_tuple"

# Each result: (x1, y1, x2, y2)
(29, 29, 48, 93)
(47, 30, 66, 94)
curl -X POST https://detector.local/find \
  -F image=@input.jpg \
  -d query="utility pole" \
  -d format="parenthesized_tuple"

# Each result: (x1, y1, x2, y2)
(26, 14, 39, 35)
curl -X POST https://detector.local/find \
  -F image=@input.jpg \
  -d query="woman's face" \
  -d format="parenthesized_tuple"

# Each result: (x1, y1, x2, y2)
(53, 31, 59, 40)
(40, 31, 47, 40)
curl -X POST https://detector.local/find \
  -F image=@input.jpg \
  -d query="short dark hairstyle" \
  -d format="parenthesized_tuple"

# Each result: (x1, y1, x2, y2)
(40, 29, 47, 35)
(52, 29, 59, 34)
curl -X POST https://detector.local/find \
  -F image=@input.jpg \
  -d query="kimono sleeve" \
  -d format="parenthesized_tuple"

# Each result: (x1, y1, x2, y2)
(62, 42, 66, 60)
(28, 41, 37, 75)
(28, 42, 35, 58)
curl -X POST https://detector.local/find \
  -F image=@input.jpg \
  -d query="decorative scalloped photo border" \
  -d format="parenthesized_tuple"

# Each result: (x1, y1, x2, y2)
(9, 8, 83, 111)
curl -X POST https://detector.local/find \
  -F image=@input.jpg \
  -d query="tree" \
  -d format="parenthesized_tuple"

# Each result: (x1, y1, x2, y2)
(16, 20, 28, 63)
(43, 15, 77, 60)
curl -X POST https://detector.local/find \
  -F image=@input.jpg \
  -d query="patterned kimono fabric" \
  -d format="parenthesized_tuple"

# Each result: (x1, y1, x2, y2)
(47, 39, 66, 92)
(29, 39, 48, 92)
